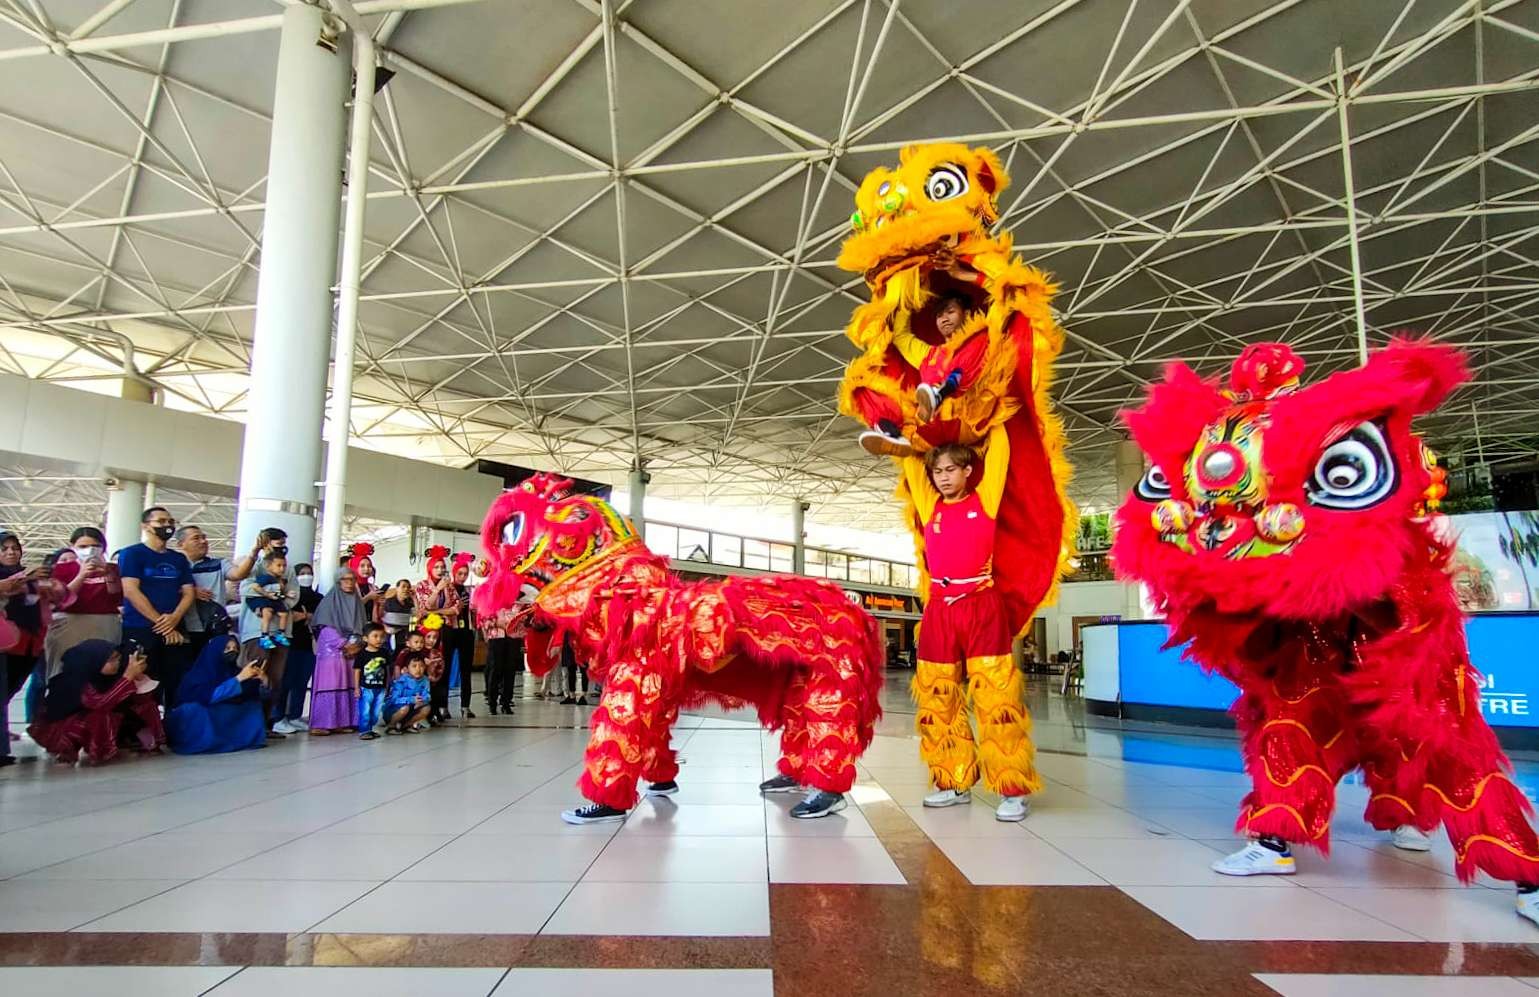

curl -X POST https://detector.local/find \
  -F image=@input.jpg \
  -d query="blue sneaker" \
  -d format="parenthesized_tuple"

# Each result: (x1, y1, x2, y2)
(258, 634, 276, 650)
(272, 631, 291, 647)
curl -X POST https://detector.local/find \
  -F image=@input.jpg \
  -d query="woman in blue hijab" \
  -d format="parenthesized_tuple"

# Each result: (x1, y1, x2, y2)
(164, 634, 268, 754)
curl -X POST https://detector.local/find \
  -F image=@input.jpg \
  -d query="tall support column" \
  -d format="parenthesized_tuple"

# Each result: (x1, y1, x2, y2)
(317, 5, 375, 591)
(234, 2, 349, 560)
(1335, 47, 1370, 365)
(791, 499, 807, 574)
(627, 465, 647, 536)
(104, 478, 145, 555)
(1114, 438, 1147, 621)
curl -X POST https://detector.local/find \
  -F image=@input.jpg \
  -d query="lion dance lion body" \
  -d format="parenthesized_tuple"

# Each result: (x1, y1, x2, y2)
(1113, 340, 1539, 884)
(837, 143, 1076, 798)
(473, 475, 885, 812)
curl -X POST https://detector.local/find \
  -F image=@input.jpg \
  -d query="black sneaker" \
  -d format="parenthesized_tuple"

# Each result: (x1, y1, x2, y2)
(647, 780, 680, 797)
(759, 773, 801, 794)
(560, 696, 578, 705)
(463, 709, 477, 719)
(486, 704, 499, 716)
(561, 802, 628, 825)
(790, 790, 847, 820)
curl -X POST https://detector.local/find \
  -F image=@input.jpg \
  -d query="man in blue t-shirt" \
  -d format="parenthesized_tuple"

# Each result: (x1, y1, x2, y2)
(119, 506, 196, 707)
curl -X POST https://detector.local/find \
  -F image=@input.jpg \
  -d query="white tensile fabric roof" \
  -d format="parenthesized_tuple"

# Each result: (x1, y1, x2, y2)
(0, 0, 1536, 544)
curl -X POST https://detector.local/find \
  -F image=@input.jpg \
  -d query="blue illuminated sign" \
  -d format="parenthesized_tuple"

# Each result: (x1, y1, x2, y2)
(1117, 615, 1539, 730)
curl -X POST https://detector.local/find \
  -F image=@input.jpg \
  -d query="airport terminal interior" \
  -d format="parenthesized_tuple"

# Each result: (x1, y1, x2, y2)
(3, 1, 1539, 994)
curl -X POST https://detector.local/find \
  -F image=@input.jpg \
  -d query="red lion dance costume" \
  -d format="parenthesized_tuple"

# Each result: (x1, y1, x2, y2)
(836, 143, 1076, 804)
(1114, 340, 1539, 917)
(473, 475, 885, 821)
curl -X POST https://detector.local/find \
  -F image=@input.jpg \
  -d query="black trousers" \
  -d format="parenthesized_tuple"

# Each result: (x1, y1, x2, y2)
(445, 628, 476, 710)
(121, 627, 193, 708)
(561, 637, 587, 697)
(484, 637, 520, 709)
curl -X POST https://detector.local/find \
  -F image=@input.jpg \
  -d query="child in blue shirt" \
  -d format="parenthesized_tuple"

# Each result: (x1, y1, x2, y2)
(386, 653, 432, 734)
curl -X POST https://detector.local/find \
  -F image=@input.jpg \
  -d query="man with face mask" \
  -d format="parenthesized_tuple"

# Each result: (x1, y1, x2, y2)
(273, 563, 322, 734)
(118, 506, 196, 707)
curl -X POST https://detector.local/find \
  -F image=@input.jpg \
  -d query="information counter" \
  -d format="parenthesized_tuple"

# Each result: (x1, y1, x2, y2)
(1082, 615, 1539, 751)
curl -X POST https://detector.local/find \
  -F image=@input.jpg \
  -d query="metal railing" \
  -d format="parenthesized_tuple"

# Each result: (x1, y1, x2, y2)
(645, 520, 1112, 589)
(644, 520, 918, 591)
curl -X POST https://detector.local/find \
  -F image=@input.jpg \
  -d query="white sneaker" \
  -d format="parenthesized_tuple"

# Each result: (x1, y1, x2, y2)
(1211, 842, 1296, 877)
(288, 717, 310, 731)
(1391, 825, 1433, 852)
(923, 788, 971, 808)
(271, 719, 298, 735)
(1518, 890, 1539, 928)
(995, 795, 1030, 822)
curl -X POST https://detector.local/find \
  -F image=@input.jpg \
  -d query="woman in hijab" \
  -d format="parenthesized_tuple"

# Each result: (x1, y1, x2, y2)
(309, 566, 367, 735)
(28, 639, 164, 764)
(164, 635, 268, 754)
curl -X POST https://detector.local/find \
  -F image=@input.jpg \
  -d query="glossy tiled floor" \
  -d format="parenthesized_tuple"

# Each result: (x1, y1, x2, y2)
(4, 673, 1539, 995)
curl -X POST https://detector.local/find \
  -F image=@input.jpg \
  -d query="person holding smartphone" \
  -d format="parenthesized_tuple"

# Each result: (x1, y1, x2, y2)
(45, 527, 124, 686)
(29, 639, 164, 764)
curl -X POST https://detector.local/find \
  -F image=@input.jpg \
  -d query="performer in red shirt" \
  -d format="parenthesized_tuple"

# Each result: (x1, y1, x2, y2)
(915, 442, 1033, 821)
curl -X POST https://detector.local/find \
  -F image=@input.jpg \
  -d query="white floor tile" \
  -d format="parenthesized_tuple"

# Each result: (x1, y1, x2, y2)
(311, 881, 571, 934)
(0, 831, 122, 879)
(544, 881, 769, 936)
(1057, 837, 1294, 887)
(0, 878, 184, 931)
(1125, 806, 1244, 840)
(21, 832, 291, 881)
(469, 805, 624, 837)
(586, 834, 768, 883)
(80, 879, 373, 933)
(400, 834, 609, 882)
(213, 833, 455, 881)
(1314, 886, 1539, 942)
(933, 837, 1105, 886)
(208, 967, 507, 997)
(1255, 974, 1538, 996)
(0, 966, 240, 997)
(764, 798, 876, 837)
(1120, 885, 1418, 941)
(1231, 840, 1463, 890)
(492, 968, 774, 996)
(623, 801, 766, 836)
(901, 804, 1031, 839)
(767, 836, 905, 884)
(1023, 807, 1178, 842)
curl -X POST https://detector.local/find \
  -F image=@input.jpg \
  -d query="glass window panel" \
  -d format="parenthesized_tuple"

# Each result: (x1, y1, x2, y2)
(743, 538, 771, 570)
(848, 558, 871, 584)
(711, 533, 742, 567)
(678, 528, 711, 562)
(648, 524, 677, 559)
(769, 543, 794, 573)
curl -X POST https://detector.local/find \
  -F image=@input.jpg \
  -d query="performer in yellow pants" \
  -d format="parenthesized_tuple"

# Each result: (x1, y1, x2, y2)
(913, 444, 1039, 821)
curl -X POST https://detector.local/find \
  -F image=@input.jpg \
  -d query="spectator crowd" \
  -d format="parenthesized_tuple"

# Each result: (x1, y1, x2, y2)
(0, 509, 596, 767)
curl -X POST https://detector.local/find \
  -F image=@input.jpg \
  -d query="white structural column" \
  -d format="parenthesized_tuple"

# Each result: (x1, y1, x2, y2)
(104, 478, 145, 554)
(791, 499, 807, 575)
(234, 3, 350, 558)
(627, 465, 647, 536)
(1113, 439, 1147, 621)
(318, 4, 376, 590)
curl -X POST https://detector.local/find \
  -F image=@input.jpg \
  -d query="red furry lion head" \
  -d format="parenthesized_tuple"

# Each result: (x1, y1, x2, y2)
(1112, 339, 1467, 621)
(471, 473, 639, 618)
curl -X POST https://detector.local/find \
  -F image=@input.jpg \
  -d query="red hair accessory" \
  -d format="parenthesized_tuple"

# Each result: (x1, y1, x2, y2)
(425, 544, 452, 578)
(346, 541, 375, 577)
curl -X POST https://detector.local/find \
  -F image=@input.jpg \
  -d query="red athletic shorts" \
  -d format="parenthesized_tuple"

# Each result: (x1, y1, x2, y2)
(917, 585, 1012, 664)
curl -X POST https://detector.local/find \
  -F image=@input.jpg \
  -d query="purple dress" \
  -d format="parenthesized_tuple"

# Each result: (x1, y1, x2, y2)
(309, 626, 355, 731)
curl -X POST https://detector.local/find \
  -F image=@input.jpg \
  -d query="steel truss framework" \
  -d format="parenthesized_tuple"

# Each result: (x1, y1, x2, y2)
(0, 0, 1536, 539)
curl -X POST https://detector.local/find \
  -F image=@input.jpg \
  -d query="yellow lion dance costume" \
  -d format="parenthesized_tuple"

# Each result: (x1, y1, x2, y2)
(837, 143, 1076, 807)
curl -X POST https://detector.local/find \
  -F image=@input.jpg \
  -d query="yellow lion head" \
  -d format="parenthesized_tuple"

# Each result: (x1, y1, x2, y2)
(836, 143, 1008, 278)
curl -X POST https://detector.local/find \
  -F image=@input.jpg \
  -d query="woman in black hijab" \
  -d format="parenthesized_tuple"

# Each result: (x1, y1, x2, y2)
(28, 639, 165, 764)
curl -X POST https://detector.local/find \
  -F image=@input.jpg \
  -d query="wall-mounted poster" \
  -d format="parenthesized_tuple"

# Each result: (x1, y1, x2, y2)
(1445, 510, 1539, 612)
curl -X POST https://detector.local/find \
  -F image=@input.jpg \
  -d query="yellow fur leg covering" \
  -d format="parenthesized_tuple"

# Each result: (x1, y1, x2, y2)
(967, 654, 1042, 797)
(912, 659, 978, 792)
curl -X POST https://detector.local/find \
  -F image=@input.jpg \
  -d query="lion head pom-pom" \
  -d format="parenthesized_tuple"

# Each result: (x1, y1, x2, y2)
(1229, 342, 1305, 401)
